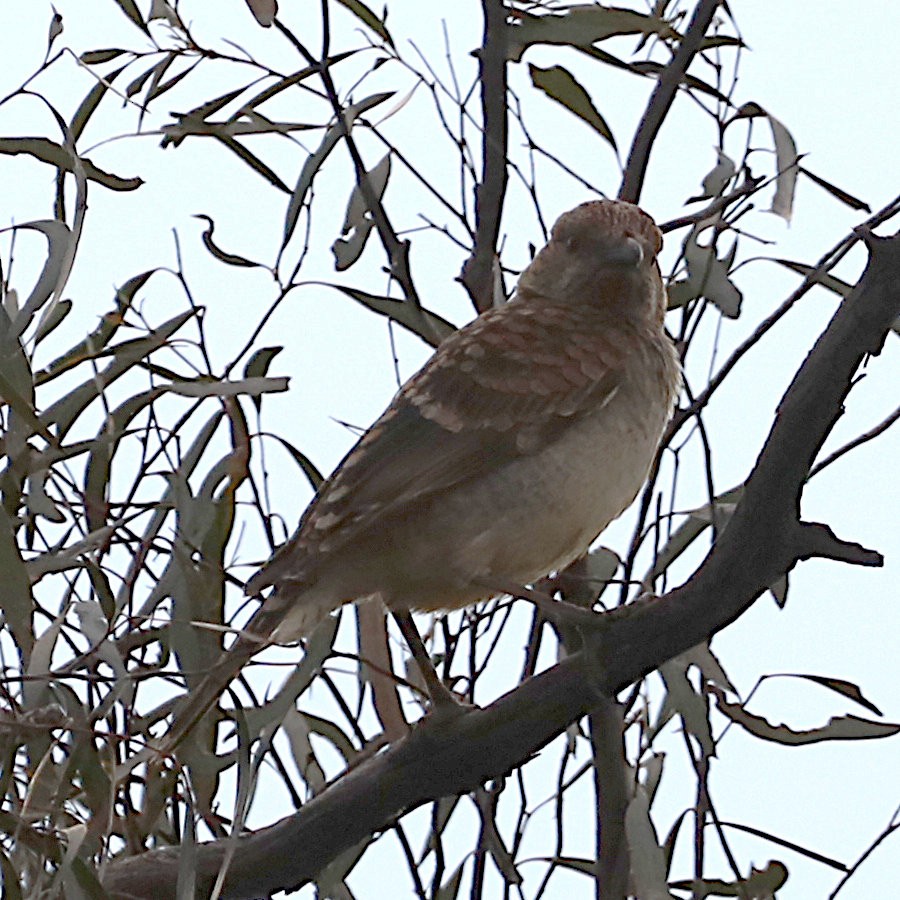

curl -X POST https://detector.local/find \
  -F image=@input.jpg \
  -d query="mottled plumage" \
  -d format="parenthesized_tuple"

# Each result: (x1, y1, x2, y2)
(162, 199, 681, 750)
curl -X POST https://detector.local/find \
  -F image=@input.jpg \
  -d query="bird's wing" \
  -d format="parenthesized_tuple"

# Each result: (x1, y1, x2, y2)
(246, 300, 631, 591)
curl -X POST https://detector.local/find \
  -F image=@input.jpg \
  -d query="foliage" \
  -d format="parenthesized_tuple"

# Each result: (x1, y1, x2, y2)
(0, 1, 897, 898)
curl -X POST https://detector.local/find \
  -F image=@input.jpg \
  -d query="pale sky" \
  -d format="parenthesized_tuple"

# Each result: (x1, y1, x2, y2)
(1, 3, 897, 898)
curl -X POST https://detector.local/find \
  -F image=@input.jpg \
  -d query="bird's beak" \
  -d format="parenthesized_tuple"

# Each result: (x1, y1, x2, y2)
(603, 236, 644, 268)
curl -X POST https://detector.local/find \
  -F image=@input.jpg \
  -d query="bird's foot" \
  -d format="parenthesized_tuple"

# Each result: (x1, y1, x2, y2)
(393, 609, 475, 723)
(475, 577, 602, 629)
(420, 680, 475, 724)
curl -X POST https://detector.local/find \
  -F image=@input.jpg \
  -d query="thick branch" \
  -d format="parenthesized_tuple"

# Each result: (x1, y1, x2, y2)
(103, 231, 899, 899)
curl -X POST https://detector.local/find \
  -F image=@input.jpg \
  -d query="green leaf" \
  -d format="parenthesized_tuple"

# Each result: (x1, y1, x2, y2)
(328, 284, 456, 347)
(336, 0, 394, 46)
(32, 297, 72, 347)
(242, 53, 357, 113)
(0, 506, 33, 659)
(799, 166, 871, 212)
(0, 847, 23, 900)
(282, 92, 394, 248)
(682, 231, 743, 318)
(528, 64, 616, 151)
(767, 113, 800, 221)
(36, 270, 152, 385)
(79, 48, 129, 65)
(631, 60, 732, 103)
(763, 673, 882, 717)
(71, 64, 127, 143)
(0, 306, 52, 444)
(0, 138, 142, 191)
(111, 0, 149, 35)
(507, 5, 677, 62)
(41, 308, 197, 441)
(243, 616, 340, 735)
(195, 214, 265, 268)
(772, 259, 853, 297)
(8, 219, 73, 327)
(265, 434, 324, 492)
(727, 104, 799, 221)
(332, 153, 392, 271)
(244, 346, 284, 412)
(209, 132, 290, 193)
(641, 485, 743, 588)
(124, 412, 224, 617)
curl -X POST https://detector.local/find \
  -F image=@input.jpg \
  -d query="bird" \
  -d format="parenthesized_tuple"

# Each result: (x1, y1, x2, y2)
(160, 198, 681, 753)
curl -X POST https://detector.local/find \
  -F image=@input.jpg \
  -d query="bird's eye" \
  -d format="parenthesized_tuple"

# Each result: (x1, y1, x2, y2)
(564, 235, 579, 253)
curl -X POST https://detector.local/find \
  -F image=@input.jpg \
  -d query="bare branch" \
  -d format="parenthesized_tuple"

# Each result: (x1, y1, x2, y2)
(102, 229, 900, 900)
(460, 0, 509, 312)
(619, 0, 722, 204)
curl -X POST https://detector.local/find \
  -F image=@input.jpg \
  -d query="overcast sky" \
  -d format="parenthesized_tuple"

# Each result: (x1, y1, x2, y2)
(1, 3, 897, 898)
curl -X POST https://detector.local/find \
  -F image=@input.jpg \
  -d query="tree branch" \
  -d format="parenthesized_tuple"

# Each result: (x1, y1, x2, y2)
(103, 231, 900, 899)
(618, 0, 722, 204)
(460, 0, 509, 313)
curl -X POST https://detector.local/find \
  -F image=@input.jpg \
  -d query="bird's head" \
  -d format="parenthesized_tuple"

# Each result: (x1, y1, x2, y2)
(516, 199, 667, 326)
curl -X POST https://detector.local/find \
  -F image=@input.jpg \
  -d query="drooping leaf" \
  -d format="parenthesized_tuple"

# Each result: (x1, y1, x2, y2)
(528, 64, 616, 151)
(32, 298, 72, 346)
(641, 484, 743, 589)
(244, 345, 284, 412)
(282, 91, 394, 248)
(242, 614, 339, 734)
(657, 656, 715, 755)
(625, 788, 673, 897)
(209, 132, 290, 192)
(631, 60, 732, 104)
(767, 113, 800, 221)
(682, 231, 743, 318)
(7, 220, 72, 329)
(125, 411, 224, 617)
(727, 103, 799, 221)
(41, 308, 197, 441)
(70, 64, 127, 143)
(195, 214, 265, 268)
(690, 149, 736, 201)
(242, 53, 357, 113)
(264, 434, 324, 492)
(332, 152, 392, 270)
